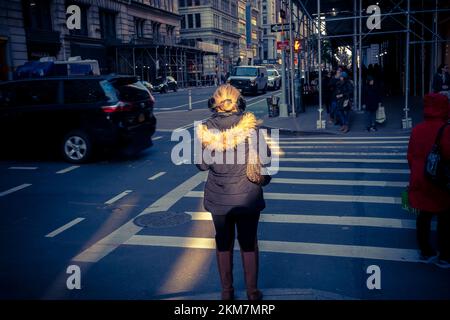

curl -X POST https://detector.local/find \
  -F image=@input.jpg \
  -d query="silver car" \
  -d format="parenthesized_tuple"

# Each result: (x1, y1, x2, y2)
(267, 69, 281, 90)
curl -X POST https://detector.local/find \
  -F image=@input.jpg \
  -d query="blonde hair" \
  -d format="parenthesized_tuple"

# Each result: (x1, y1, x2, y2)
(212, 84, 241, 112)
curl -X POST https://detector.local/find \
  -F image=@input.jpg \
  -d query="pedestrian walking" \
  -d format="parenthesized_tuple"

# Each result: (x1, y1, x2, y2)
(329, 69, 341, 125)
(195, 84, 271, 300)
(363, 75, 382, 132)
(432, 64, 450, 98)
(407, 93, 450, 268)
(335, 71, 353, 133)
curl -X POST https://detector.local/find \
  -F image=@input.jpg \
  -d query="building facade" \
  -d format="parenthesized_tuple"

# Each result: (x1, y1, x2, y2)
(261, 0, 280, 60)
(0, 0, 217, 84)
(179, 0, 240, 75)
(0, 0, 28, 80)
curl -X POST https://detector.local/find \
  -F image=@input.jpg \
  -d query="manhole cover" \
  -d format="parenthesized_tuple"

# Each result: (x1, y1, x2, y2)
(133, 211, 191, 228)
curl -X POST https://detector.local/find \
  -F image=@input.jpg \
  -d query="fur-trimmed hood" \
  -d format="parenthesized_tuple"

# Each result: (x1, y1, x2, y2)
(196, 112, 260, 151)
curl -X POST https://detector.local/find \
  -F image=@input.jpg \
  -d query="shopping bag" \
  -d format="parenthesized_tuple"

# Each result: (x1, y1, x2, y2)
(401, 187, 419, 215)
(376, 105, 386, 124)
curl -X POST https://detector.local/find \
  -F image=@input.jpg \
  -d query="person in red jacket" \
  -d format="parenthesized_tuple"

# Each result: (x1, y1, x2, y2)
(407, 93, 450, 268)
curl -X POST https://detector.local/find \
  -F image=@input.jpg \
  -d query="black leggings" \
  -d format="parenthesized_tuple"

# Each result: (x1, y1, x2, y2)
(417, 211, 450, 259)
(212, 209, 261, 252)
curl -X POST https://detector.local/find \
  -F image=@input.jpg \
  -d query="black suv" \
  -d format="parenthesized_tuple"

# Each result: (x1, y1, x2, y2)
(0, 75, 157, 163)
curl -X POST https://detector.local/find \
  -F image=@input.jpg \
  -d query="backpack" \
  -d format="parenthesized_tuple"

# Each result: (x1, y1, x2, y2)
(425, 121, 450, 191)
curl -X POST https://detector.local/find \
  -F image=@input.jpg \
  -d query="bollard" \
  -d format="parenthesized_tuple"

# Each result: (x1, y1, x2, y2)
(188, 89, 192, 111)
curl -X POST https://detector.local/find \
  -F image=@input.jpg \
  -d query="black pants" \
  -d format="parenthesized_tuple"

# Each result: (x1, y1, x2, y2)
(212, 209, 261, 252)
(417, 211, 450, 259)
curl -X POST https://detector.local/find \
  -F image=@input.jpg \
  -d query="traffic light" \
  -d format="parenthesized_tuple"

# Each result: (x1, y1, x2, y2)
(294, 39, 301, 52)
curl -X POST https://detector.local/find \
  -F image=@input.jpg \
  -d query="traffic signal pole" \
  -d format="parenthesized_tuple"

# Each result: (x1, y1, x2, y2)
(279, 7, 289, 117)
(289, 0, 296, 117)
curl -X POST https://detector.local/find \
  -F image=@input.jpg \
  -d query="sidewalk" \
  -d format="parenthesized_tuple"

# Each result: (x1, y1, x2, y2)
(261, 96, 424, 135)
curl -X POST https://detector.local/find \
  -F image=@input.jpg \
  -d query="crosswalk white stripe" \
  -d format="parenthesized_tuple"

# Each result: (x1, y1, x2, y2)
(273, 140, 408, 145)
(0, 183, 32, 197)
(152, 136, 163, 141)
(105, 190, 133, 205)
(45, 218, 85, 238)
(186, 211, 419, 229)
(8, 167, 38, 170)
(124, 235, 420, 263)
(185, 191, 401, 204)
(278, 136, 410, 141)
(278, 152, 407, 156)
(148, 172, 166, 180)
(72, 171, 208, 263)
(279, 167, 409, 174)
(279, 157, 407, 164)
(273, 145, 408, 149)
(56, 165, 80, 174)
(271, 177, 408, 187)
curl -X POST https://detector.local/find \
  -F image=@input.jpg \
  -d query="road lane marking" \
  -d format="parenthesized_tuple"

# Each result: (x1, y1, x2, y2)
(153, 136, 163, 141)
(279, 157, 407, 164)
(278, 152, 407, 156)
(124, 235, 420, 263)
(8, 167, 38, 170)
(273, 140, 409, 145)
(56, 166, 80, 174)
(271, 178, 408, 187)
(0, 184, 32, 197)
(247, 92, 282, 107)
(279, 167, 409, 174)
(185, 191, 401, 204)
(72, 171, 207, 263)
(45, 218, 85, 238)
(105, 190, 133, 205)
(148, 172, 166, 180)
(187, 211, 422, 229)
(278, 136, 410, 141)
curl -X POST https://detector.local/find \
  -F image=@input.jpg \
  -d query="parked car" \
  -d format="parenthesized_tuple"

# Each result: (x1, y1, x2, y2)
(0, 75, 157, 163)
(152, 76, 178, 93)
(267, 69, 281, 90)
(227, 66, 268, 95)
(141, 80, 154, 92)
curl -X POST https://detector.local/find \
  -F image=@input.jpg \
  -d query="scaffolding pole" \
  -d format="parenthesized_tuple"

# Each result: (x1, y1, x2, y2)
(317, 0, 324, 129)
(403, 0, 412, 129)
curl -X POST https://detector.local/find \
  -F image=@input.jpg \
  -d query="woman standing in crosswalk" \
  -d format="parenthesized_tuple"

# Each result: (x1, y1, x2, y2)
(195, 84, 271, 300)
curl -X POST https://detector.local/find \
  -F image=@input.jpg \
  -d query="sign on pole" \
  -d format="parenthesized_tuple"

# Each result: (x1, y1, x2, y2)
(276, 40, 289, 50)
(271, 23, 295, 33)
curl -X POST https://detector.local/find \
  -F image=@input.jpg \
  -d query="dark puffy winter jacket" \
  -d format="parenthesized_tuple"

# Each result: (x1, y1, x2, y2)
(195, 112, 269, 215)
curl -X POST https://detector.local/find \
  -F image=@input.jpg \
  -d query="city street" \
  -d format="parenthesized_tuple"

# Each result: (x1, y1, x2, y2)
(1, 89, 449, 300)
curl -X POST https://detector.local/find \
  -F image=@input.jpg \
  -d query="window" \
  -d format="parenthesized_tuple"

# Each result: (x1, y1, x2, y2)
(181, 15, 186, 29)
(64, 80, 106, 104)
(188, 14, 193, 28)
(213, 14, 220, 29)
(9, 81, 60, 106)
(23, 0, 52, 31)
(134, 18, 145, 38)
(152, 22, 161, 41)
(99, 10, 117, 40)
(179, 0, 185, 7)
(195, 13, 201, 28)
(263, 16, 267, 24)
(212, 0, 218, 8)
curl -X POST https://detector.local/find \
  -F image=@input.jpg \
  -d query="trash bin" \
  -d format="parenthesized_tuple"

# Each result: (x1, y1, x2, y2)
(266, 96, 280, 117)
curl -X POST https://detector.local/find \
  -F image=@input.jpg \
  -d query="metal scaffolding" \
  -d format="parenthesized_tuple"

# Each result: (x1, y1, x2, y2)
(114, 42, 217, 88)
(284, 0, 450, 129)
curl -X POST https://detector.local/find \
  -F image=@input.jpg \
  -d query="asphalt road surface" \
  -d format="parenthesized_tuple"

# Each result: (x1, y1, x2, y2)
(1, 87, 449, 300)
